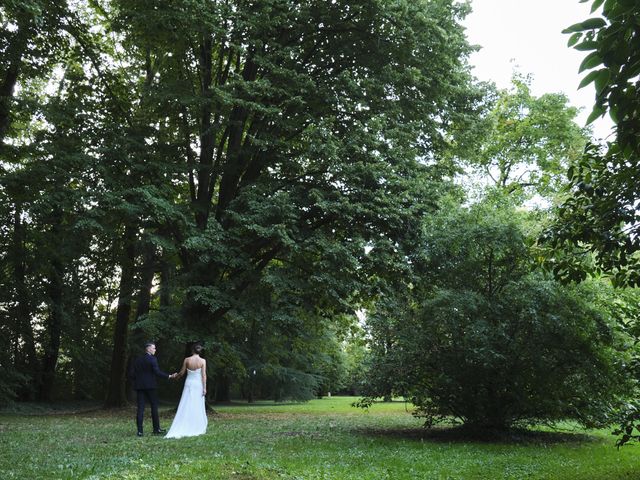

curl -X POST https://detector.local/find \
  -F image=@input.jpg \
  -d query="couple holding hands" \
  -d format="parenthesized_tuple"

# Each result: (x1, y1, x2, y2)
(129, 342, 208, 439)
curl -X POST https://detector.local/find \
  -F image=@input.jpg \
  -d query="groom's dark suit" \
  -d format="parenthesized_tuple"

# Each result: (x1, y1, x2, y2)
(130, 353, 170, 434)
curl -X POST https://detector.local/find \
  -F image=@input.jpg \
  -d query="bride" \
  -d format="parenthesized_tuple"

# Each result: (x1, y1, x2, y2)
(165, 343, 208, 439)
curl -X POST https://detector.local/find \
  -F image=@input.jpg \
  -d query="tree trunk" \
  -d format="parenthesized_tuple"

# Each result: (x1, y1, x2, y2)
(134, 241, 156, 320)
(129, 240, 155, 348)
(11, 204, 37, 400)
(0, 16, 31, 147)
(159, 254, 173, 308)
(214, 375, 231, 403)
(38, 257, 64, 401)
(247, 381, 254, 403)
(105, 224, 137, 407)
(126, 240, 156, 400)
(38, 206, 66, 401)
(194, 33, 216, 230)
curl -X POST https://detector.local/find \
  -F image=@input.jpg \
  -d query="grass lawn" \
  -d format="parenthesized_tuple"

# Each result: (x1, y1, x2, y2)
(0, 396, 638, 479)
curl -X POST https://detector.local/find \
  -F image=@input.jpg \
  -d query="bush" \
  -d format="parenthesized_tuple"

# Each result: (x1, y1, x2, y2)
(0, 366, 28, 407)
(403, 277, 630, 429)
(360, 201, 634, 430)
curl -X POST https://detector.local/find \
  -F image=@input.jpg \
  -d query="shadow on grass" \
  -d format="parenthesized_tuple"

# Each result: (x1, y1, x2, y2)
(353, 424, 599, 445)
(0, 401, 229, 419)
(0, 401, 103, 416)
(214, 400, 306, 408)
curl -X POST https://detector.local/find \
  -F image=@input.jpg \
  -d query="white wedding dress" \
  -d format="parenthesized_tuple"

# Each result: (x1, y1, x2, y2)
(165, 368, 208, 439)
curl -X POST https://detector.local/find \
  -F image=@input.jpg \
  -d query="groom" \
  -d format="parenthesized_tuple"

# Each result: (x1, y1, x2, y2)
(130, 342, 176, 436)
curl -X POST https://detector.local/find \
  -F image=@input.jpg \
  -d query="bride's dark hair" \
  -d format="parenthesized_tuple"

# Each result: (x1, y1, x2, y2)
(192, 343, 204, 355)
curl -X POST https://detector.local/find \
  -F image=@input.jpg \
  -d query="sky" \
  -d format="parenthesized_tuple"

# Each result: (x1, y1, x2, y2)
(463, 0, 613, 141)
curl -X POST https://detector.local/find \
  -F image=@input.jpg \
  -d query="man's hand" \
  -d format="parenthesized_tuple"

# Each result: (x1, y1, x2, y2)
(169, 373, 177, 380)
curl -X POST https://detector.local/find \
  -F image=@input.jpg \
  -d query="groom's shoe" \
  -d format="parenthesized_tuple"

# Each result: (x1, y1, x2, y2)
(152, 429, 166, 435)
(136, 431, 143, 437)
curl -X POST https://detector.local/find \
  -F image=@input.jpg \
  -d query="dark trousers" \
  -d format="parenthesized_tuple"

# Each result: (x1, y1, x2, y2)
(136, 388, 160, 433)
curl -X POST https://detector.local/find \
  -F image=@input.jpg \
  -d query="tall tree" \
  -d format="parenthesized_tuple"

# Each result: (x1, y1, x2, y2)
(110, 0, 481, 395)
(0, 1, 71, 147)
(466, 75, 587, 198)
(1, 0, 483, 405)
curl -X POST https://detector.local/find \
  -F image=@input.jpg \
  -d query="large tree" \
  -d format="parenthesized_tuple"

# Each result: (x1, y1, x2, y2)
(102, 0, 480, 402)
(466, 75, 587, 198)
(1, 0, 483, 405)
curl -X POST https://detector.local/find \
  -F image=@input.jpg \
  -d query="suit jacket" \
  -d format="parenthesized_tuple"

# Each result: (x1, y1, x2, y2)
(130, 353, 170, 390)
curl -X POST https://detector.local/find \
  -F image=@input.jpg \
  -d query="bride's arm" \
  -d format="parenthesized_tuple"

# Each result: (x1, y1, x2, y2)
(175, 358, 188, 379)
(201, 359, 207, 396)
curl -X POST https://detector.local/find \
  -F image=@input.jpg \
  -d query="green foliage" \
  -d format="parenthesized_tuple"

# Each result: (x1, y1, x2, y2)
(549, 0, 640, 286)
(408, 277, 630, 429)
(362, 200, 634, 430)
(546, 142, 640, 286)
(613, 402, 640, 447)
(336, 326, 369, 395)
(0, 363, 27, 407)
(464, 75, 587, 199)
(563, 0, 640, 133)
(547, 1, 640, 444)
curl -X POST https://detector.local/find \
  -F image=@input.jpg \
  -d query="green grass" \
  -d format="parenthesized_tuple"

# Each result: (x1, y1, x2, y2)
(0, 396, 638, 479)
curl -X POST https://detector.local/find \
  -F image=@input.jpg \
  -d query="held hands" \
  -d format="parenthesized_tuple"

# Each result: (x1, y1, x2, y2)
(169, 372, 178, 380)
